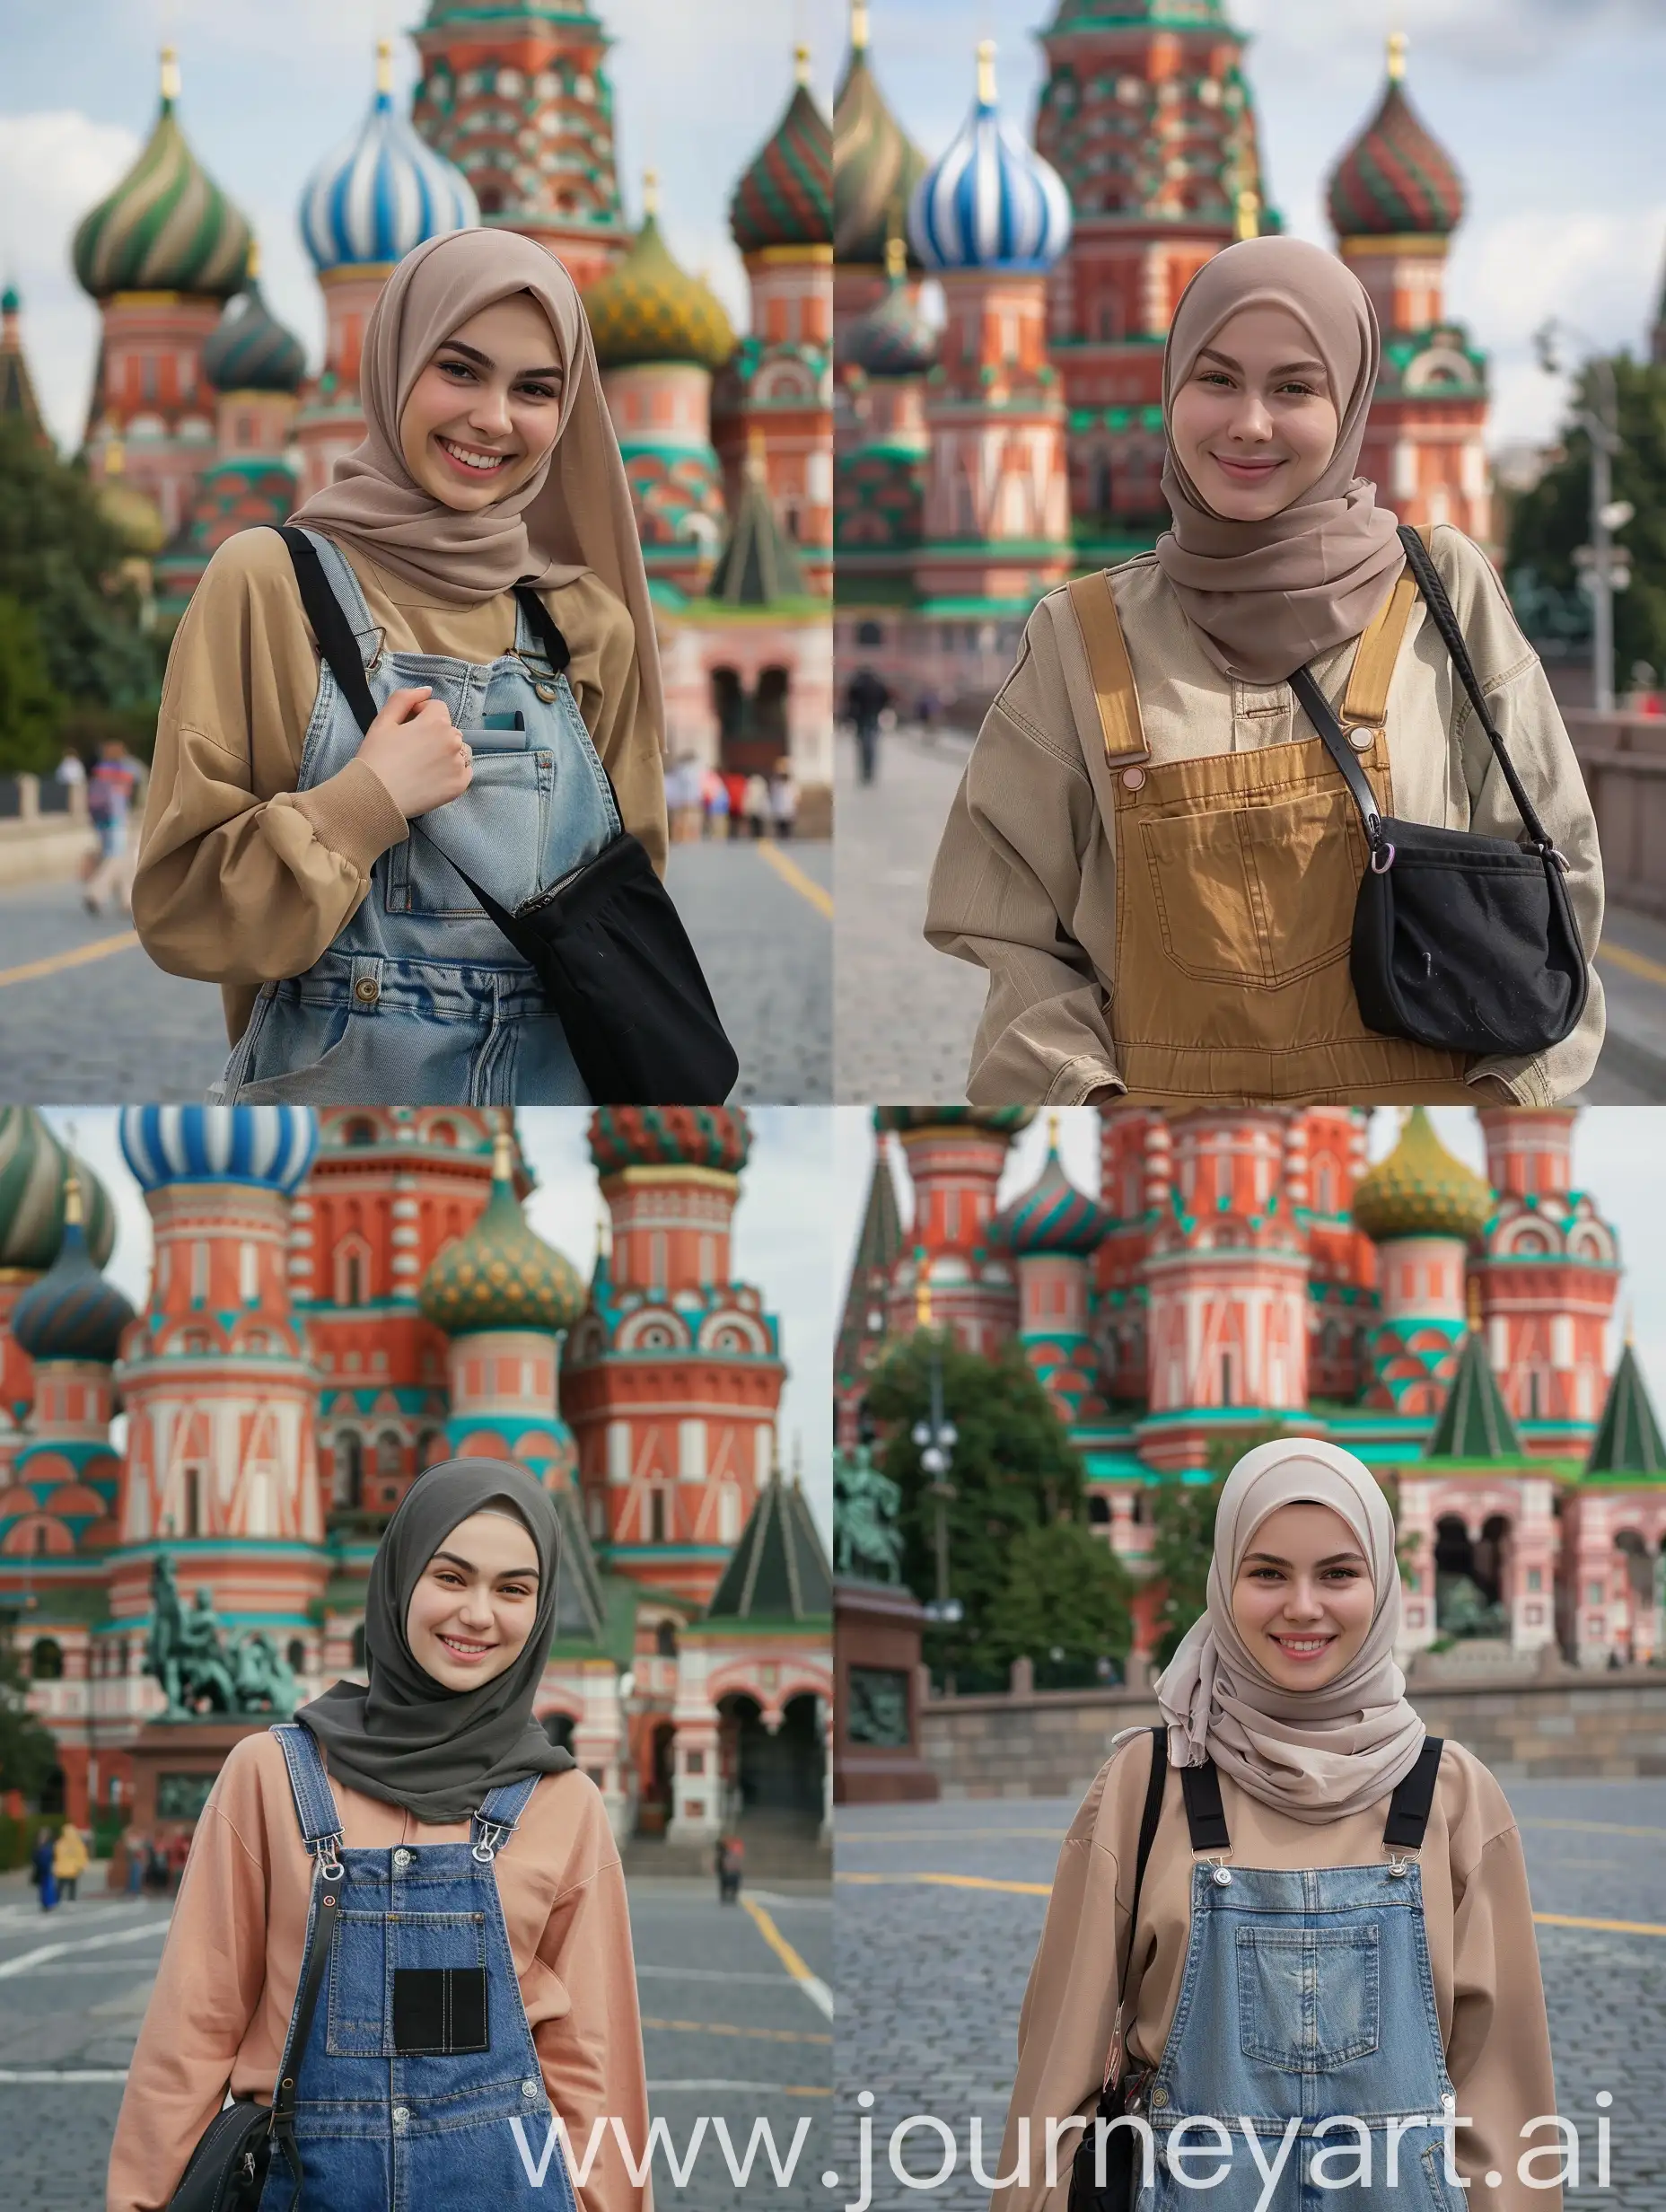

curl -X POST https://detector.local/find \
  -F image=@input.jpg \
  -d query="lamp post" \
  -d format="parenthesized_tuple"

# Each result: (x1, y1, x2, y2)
(912, 1338, 962, 1628)
(1535, 320, 1630, 712)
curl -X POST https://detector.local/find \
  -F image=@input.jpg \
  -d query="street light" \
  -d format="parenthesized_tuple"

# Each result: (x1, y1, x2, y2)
(1535, 319, 1627, 712)
(911, 1342, 962, 1626)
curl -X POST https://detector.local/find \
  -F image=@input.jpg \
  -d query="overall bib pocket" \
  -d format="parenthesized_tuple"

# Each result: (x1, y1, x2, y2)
(326, 1909, 487, 2058)
(388, 748, 555, 918)
(1234, 1922, 1381, 2071)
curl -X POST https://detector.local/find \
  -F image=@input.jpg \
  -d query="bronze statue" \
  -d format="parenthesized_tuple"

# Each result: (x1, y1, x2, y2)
(834, 1444, 905, 1584)
(146, 1554, 300, 1718)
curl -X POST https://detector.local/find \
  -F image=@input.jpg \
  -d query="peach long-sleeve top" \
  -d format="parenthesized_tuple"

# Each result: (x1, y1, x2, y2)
(993, 1732, 1560, 2212)
(106, 1729, 651, 2212)
(132, 524, 668, 1048)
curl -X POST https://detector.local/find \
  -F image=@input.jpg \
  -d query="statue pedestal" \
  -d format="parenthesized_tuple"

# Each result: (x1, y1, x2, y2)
(834, 1576, 939, 1804)
(126, 1717, 275, 1846)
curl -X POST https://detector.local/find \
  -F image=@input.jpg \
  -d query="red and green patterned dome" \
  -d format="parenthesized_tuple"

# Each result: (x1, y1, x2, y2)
(834, 2, 927, 268)
(873, 1107, 1036, 1136)
(73, 49, 253, 302)
(991, 1129, 1109, 1258)
(588, 1109, 751, 1177)
(1353, 1108, 1492, 1245)
(731, 48, 833, 255)
(1326, 37, 1465, 241)
(419, 1129, 584, 1335)
(583, 194, 736, 373)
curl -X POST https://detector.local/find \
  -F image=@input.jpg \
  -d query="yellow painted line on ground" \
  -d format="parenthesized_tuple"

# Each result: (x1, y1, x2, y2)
(1598, 940, 1666, 989)
(1521, 1816, 1666, 1840)
(0, 929, 139, 990)
(757, 838, 833, 919)
(838, 1872, 1666, 1936)
(741, 1895, 834, 2017)
(640, 2015, 831, 2045)
(845, 1827, 1067, 1844)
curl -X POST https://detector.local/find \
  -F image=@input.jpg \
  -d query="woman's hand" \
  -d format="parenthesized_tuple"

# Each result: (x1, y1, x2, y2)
(356, 686, 473, 820)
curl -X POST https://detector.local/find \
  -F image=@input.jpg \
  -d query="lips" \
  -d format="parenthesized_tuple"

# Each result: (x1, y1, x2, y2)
(437, 1633, 495, 1661)
(1270, 1633, 1336, 1660)
(1214, 453, 1285, 480)
(435, 434, 511, 476)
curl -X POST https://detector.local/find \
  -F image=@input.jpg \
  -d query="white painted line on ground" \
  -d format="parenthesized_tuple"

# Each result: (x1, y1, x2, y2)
(741, 1897, 833, 2021)
(636, 1965, 794, 1984)
(0, 2069, 132, 2083)
(0, 1920, 170, 1980)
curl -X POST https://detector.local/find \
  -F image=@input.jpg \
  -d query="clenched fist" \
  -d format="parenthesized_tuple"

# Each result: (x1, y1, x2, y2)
(357, 686, 474, 820)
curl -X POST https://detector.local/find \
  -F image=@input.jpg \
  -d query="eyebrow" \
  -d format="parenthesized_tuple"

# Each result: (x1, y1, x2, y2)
(435, 339, 565, 379)
(1197, 346, 1328, 379)
(1242, 1549, 1366, 1570)
(430, 1548, 540, 1580)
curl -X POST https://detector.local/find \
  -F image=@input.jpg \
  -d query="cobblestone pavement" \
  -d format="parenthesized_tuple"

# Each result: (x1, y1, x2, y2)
(0, 1868, 830, 2211)
(0, 838, 831, 1104)
(830, 720, 1662, 1105)
(834, 1779, 1666, 2211)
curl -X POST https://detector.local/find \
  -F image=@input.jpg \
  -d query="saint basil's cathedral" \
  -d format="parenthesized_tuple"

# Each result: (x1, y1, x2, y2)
(0, 3, 834, 793)
(0, 1106, 831, 1843)
(838, 1107, 1666, 1672)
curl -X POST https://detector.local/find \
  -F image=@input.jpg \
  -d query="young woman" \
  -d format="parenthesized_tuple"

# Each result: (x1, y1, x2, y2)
(107, 1458, 649, 2212)
(992, 1439, 1559, 2212)
(133, 228, 665, 1107)
(925, 236, 1604, 1110)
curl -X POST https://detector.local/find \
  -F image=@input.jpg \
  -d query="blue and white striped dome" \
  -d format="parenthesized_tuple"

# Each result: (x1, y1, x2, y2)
(908, 44, 1072, 275)
(119, 1107, 318, 1196)
(299, 43, 477, 274)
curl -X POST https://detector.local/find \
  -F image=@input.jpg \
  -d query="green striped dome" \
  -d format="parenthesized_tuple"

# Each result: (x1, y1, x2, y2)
(73, 53, 252, 303)
(202, 273, 305, 394)
(731, 54, 833, 254)
(583, 209, 736, 372)
(0, 1108, 116, 1274)
(833, 22, 926, 268)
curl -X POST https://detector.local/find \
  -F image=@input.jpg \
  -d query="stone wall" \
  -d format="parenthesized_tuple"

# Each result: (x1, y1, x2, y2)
(920, 1664, 1666, 1798)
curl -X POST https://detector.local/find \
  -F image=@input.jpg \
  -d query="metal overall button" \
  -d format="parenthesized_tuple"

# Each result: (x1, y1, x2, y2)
(1388, 1855, 1409, 1878)
(392, 1848, 413, 1868)
(392, 2106, 410, 2129)
(1151, 2088, 1169, 2109)
(354, 975, 381, 1006)
(1121, 766, 1145, 791)
(522, 2079, 540, 2099)
(1347, 725, 1379, 752)
(1211, 1860, 1233, 1885)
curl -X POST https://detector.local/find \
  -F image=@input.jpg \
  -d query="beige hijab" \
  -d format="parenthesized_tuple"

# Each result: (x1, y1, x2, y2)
(1154, 234, 1405, 689)
(1151, 1438, 1425, 1824)
(290, 227, 662, 745)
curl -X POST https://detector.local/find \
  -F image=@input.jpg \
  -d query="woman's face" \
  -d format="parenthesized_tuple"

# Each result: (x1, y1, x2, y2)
(1168, 303, 1341, 522)
(1230, 1500, 1377, 1690)
(399, 293, 566, 513)
(406, 1508, 542, 1690)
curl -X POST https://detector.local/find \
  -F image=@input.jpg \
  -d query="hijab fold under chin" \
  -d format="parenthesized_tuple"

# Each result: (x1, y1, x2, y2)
(288, 226, 663, 748)
(1150, 1438, 1425, 1824)
(294, 1456, 574, 1824)
(1153, 234, 1407, 689)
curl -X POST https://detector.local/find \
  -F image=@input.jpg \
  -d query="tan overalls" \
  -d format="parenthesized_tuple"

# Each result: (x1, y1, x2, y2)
(1066, 528, 1477, 1104)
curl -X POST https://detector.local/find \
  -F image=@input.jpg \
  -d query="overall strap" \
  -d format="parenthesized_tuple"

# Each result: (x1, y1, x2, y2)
(1065, 569, 1150, 768)
(1096, 1725, 1168, 2094)
(1338, 526, 1428, 731)
(1179, 1757, 1231, 1855)
(471, 1769, 543, 1861)
(269, 1721, 346, 1866)
(1288, 663, 1386, 848)
(1382, 1735, 1445, 1853)
(511, 583, 573, 676)
(274, 525, 378, 737)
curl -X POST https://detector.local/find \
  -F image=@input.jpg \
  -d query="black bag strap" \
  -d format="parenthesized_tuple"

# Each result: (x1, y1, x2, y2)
(1393, 524, 1558, 859)
(1382, 1734, 1445, 1852)
(267, 1866, 343, 2194)
(1099, 1725, 1168, 2092)
(1179, 1757, 1232, 1854)
(1287, 664, 1386, 847)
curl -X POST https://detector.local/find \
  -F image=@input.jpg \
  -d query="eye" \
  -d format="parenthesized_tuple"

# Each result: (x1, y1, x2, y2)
(515, 379, 561, 402)
(437, 357, 476, 382)
(1277, 379, 1319, 399)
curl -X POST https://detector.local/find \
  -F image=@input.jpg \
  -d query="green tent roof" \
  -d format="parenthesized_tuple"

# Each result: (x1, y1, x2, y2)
(549, 1484, 610, 1646)
(1584, 1340, 1666, 1483)
(708, 456, 810, 608)
(1425, 1330, 1523, 1462)
(836, 1138, 902, 1387)
(706, 1479, 831, 1622)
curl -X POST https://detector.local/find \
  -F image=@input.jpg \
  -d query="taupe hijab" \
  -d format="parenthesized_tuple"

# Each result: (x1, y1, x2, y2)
(1150, 1438, 1425, 1824)
(1154, 235, 1405, 687)
(291, 227, 663, 745)
(295, 1457, 575, 1824)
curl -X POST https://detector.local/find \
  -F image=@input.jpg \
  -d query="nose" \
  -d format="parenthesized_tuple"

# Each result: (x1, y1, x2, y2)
(467, 382, 514, 442)
(1224, 387, 1274, 444)
(455, 1588, 495, 1630)
(1281, 1578, 1326, 1623)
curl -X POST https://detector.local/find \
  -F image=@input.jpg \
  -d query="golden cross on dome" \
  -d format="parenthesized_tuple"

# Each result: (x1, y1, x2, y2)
(794, 43, 811, 86)
(1234, 187, 1259, 241)
(160, 45, 180, 103)
(643, 169, 660, 219)
(851, 0, 870, 55)
(884, 233, 907, 281)
(977, 39, 997, 106)
(376, 38, 394, 96)
(1388, 31, 1407, 82)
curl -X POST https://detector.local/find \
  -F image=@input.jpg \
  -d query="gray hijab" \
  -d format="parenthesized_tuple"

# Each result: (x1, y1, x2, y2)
(296, 1456, 575, 1823)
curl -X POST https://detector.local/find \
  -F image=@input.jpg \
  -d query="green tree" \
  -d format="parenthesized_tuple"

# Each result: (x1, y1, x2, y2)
(1506, 354, 1666, 680)
(0, 592, 65, 773)
(864, 1330, 1087, 1679)
(985, 1520, 1133, 1683)
(0, 417, 159, 720)
(0, 1628, 59, 1804)
(1148, 1471, 1225, 1666)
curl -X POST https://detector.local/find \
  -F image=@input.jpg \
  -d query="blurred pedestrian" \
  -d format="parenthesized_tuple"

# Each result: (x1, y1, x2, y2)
(53, 1819, 89, 1901)
(83, 736, 145, 916)
(143, 1839, 171, 1897)
(769, 759, 798, 840)
(741, 771, 770, 840)
(703, 765, 730, 840)
(125, 1827, 148, 1900)
(30, 1826, 58, 1912)
(715, 1833, 743, 1904)
(846, 667, 890, 785)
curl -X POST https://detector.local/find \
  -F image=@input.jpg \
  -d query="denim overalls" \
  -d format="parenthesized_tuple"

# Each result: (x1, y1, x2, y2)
(216, 529, 619, 1107)
(1134, 1737, 1463, 2211)
(258, 1720, 578, 2211)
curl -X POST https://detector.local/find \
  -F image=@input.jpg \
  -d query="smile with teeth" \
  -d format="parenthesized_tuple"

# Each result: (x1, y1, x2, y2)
(1271, 1633, 1335, 1654)
(437, 435, 511, 473)
(438, 1632, 495, 1657)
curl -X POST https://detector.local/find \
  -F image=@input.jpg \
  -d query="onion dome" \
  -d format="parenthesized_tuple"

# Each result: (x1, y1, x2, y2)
(202, 249, 306, 394)
(835, 0, 928, 268)
(11, 1170, 135, 1365)
(845, 236, 937, 376)
(299, 40, 478, 274)
(909, 43, 1072, 273)
(419, 1128, 584, 1335)
(1325, 34, 1465, 241)
(583, 182, 736, 372)
(731, 47, 833, 255)
(118, 1105, 317, 1195)
(1352, 1108, 1493, 1245)
(73, 48, 252, 303)
(874, 1107, 1036, 1136)
(0, 1109, 116, 1272)
(991, 1126, 1109, 1258)
(589, 1108, 751, 1178)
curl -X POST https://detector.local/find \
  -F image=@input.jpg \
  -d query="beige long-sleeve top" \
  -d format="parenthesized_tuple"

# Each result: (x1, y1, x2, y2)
(926, 526, 1605, 1107)
(134, 525, 668, 1047)
(106, 1730, 651, 2212)
(994, 1733, 1559, 2212)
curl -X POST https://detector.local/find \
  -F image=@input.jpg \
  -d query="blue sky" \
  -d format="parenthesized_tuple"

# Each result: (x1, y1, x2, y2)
(43, 1106, 836, 1544)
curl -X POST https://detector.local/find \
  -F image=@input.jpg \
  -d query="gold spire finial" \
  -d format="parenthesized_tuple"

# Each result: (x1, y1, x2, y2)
(160, 45, 180, 104)
(63, 1163, 83, 1230)
(884, 231, 907, 281)
(851, 0, 870, 54)
(492, 1123, 515, 1184)
(104, 438, 126, 477)
(1466, 1273, 1483, 1330)
(914, 1250, 932, 1330)
(376, 37, 394, 95)
(643, 168, 660, 218)
(1047, 1110, 1060, 1150)
(1234, 187, 1259, 241)
(976, 38, 996, 106)
(794, 41, 811, 86)
(245, 240, 261, 283)
(1626, 1304, 1636, 1347)
(1387, 30, 1407, 82)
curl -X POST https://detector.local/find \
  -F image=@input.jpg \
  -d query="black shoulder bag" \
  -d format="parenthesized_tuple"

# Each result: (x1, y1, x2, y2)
(1288, 522, 1588, 1058)
(1068, 1725, 1168, 2212)
(273, 525, 739, 1105)
(164, 1866, 341, 2212)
